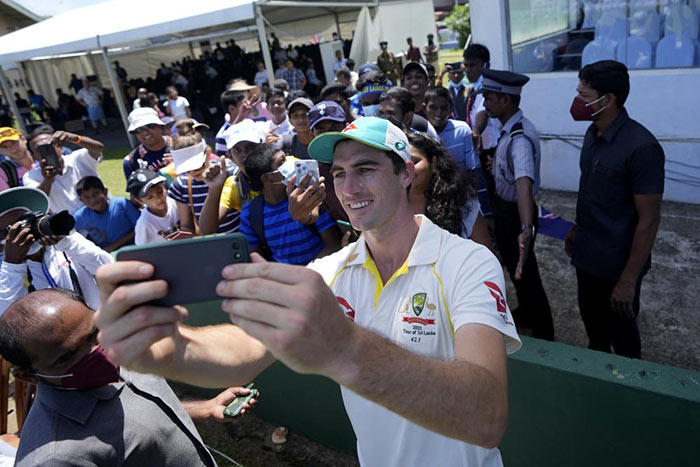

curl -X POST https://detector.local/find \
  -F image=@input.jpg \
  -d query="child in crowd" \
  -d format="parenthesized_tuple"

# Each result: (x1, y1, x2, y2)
(168, 120, 238, 234)
(241, 144, 341, 264)
(423, 86, 492, 219)
(74, 176, 140, 251)
(127, 169, 180, 245)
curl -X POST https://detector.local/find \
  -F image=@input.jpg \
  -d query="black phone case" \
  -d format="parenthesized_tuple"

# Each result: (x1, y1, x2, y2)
(116, 234, 250, 306)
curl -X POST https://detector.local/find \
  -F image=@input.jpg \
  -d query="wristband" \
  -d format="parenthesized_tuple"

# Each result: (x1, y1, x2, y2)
(74, 135, 82, 144)
(520, 223, 535, 235)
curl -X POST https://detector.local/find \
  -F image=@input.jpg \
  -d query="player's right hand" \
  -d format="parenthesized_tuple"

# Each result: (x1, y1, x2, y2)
(95, 261, 188, 374)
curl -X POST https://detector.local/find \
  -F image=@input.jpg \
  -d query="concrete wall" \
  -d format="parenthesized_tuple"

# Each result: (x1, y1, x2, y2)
(182, 302, 700, 465)
(469, 0, 700, 205)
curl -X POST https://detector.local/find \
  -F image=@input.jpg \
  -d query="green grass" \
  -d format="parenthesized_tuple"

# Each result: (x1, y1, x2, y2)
(101, 147, 131, 198)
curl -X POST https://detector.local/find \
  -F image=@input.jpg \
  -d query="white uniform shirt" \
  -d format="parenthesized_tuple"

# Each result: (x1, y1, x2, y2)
(22, 148, 101, 214)
(308, 215, 521, 467)
(0, 232, 113, 315)
(134, 197, 180, 245)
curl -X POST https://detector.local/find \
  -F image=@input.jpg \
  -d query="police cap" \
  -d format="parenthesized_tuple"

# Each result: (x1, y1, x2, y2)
(477, 69, 530, 96)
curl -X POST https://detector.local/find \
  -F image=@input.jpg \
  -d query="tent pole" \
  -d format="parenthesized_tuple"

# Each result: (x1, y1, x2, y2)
(0, 67, 26, 134)
(255, 5, 276, 86)
(102, 47, 136, 147)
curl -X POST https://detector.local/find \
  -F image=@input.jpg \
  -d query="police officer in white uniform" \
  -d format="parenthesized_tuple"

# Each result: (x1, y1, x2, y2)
(479, 69, 554, 341)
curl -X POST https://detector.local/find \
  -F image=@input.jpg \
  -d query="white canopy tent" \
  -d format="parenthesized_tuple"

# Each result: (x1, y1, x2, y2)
(0, 0, 435, 140)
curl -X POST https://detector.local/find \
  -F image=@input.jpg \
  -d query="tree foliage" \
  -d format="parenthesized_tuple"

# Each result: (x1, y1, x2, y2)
(444, 4, 471, 49)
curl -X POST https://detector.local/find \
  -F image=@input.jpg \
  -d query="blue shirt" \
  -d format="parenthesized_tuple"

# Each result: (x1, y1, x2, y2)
(282, 68, 306, 90)
(74, 197, 140, 248)
(438, 119, 478, 170)
(439, 119, 493, 218)
(239, 198, 335, 265)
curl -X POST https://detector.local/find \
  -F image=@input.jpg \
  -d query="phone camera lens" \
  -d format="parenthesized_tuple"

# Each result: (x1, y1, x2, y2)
(232, 242, 240, 249)
(234, 252, 241, 260)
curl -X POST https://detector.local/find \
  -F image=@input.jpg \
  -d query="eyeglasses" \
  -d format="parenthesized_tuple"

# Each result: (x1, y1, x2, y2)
(134, 124, 160, 134)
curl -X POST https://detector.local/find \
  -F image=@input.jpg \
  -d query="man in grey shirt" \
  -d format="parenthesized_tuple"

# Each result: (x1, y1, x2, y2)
(0, 288, 256, 467)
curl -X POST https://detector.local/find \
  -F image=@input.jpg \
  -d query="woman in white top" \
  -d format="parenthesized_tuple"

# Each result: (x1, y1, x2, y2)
(164, 86, 191, 120)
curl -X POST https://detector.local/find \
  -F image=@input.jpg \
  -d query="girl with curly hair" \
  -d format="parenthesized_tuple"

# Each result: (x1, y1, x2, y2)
(407, 132, 492, 249)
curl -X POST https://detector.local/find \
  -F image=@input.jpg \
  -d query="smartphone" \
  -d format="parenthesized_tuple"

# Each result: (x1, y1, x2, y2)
(294, 160, 319, 187)
(223, 383, 259, 419)
(37, 143, 61, 168)
(336, 220, 359, 242)
(116, 234, 250, 306)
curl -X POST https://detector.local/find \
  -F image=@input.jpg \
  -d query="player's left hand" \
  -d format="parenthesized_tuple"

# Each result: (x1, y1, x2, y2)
(217, 253, 355, 378)
(208, 386, 258, 422)
(611, 279, 635, 318)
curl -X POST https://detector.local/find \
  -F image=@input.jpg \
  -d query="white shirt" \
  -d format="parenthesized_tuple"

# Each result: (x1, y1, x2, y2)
(22, 148, 101, 214)
(134, 197, 180, 245)
(76, 87, 101, 107)
(261, 116, 292, 149)
(470, 81, 502, 150)
(165, 96, 190, 120)
(333, 58, 348, 72)
(308, 216, 521, 467)
(0, 232, 113, 315)
(133, 97, 142, 110)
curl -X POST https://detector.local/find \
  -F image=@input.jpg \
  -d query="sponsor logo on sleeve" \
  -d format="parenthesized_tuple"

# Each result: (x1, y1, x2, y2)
(336, 296, 355, 321)
(484, 281, 513, 325)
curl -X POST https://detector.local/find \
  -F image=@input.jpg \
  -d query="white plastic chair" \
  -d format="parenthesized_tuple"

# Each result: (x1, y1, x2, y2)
(581, 39, 618, 66)
(595, 15, 629, 47)
(662, 3, 699, 40)
(630, 8, 662, 44)
(582, 0, 604, 29)
(617, 36, 653, 68)
(655, 34, 695, 67)
(602, 0, 629, 18)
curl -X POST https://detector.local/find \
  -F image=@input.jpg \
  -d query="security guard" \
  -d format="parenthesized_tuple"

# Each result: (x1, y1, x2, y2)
(376, 41, 400, 85)
(479, 69, 554, 341)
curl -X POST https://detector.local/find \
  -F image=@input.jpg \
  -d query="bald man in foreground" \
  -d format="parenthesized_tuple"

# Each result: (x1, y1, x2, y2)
(0, 289, 256, 467)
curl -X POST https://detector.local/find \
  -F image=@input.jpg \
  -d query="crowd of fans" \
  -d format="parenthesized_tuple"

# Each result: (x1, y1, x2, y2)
(0, 29, 664, 466)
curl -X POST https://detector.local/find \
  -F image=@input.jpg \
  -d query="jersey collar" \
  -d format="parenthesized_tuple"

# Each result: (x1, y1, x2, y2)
(343, 215, 442, 270)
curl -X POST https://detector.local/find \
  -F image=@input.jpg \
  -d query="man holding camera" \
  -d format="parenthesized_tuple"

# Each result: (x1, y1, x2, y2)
(96, 118, 520, 466)
(22, 125, 103, 214)
(0, 187, 112, 315)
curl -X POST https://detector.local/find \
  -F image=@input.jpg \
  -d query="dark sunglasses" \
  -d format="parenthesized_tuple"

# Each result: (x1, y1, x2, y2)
(134, 123, 160, 134)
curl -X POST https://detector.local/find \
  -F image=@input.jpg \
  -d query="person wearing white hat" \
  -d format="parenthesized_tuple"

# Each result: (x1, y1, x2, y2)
(166, 130, 238, 235)
(123, 107, 171, 181)
(0, 187, 113, 315)
(199, 121, 265, 236)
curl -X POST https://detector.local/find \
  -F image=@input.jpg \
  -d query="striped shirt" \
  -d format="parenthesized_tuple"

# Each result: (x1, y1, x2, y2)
(240, 198, 335, 265)
(215, 121, 232, 156)
(168, 163, 239, 233)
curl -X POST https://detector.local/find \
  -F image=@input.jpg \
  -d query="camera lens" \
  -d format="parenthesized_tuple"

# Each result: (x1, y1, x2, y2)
(234, 252, 242, 260)
(36, 210, 75, 237)
(232, 242, 240, 249)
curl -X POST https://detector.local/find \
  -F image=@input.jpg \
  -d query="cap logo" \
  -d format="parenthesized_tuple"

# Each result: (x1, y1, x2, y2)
(395, 141, 406, 151)
(137, 173, 147, 182)
(318, 104, 326, 115)
(343, 122, 357, 132)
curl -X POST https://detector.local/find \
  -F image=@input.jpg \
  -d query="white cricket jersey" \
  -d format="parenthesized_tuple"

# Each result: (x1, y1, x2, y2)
(308, 215, 521, 467)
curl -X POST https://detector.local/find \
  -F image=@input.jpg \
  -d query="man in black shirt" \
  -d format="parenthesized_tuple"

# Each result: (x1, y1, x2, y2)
(566, 60, 664, 358)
